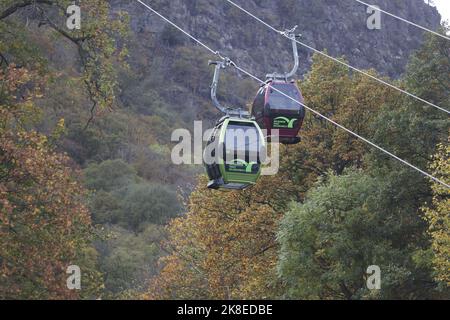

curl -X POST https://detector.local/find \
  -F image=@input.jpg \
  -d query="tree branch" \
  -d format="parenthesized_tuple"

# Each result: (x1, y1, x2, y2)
(0, 52, 8, 66)
(35, 5, 91, 45)
(0, 0, 53, 20)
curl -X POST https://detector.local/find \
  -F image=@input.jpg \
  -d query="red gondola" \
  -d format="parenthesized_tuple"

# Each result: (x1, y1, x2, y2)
(251, 26, 305, 145)
(252, 80, 305, 144)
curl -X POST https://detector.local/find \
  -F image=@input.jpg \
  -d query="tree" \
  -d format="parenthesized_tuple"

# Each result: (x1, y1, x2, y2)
(277, 31, 450, 300)
(119, 183, 182, 231)
(84, 159, 182, 231)
(98, 225, 164, 296)
(0, 65, 101, 299)
(0, 60, 102, 299)
(278, 169, 441, 300)
(147, 174, 296, 300)
(0, 0, 129, 128)
(84, 159, 139, 193)
(423, 138, 450, 287)
(369, 30, 449, 173)
(282, 52, 400, 194)
(0, 131, 97, 299)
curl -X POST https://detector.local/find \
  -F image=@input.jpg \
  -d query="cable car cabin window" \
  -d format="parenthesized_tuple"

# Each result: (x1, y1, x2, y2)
(207, 126, 220, 157)
(224, 123, 261, 174)
(268, 83, 301, 111)
(225, 124, 260, 154)
(252, 87, 266, 118)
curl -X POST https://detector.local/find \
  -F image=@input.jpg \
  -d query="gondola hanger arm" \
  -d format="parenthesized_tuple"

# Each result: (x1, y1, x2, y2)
(209, 58, 250, 118)
(266, 26, 301, 81)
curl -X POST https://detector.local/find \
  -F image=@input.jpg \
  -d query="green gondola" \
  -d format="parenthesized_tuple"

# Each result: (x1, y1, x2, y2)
(203, 59, 266, 190)
(204, 116, 265, 190)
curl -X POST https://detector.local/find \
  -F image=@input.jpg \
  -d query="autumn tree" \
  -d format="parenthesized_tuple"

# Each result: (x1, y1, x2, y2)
(365, 32, 449, 297)
(147, 174, 297, 300)
(281, 52, 401, 194)
(278, 169, 444, 299)
(369, 30, 449, 173)
(98, 224, 165, 297)
(277, 31, 450, 300)
(423, 138, 450, 287)
(0, 0, 129, 128)
(0, 65, 102, 299)
(0, 1, 135, 298)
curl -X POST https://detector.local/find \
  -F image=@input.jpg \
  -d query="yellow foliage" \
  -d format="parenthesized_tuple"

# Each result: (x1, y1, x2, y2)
(424, 137, 450, 286)
(282, 54, 402, 193)
(146, 173, 296, 299)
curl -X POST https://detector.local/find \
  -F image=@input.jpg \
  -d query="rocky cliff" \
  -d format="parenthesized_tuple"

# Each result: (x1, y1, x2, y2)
(109, 0, 442, 122)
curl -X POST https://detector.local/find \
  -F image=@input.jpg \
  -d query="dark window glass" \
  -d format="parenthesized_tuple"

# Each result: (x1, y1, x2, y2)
(224, 123, 260, 154)
(268, 83, 301, 110)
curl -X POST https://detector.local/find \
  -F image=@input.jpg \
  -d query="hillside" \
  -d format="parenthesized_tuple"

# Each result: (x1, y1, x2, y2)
(111, 0, 441, 123)
(0, 0, 448, 299)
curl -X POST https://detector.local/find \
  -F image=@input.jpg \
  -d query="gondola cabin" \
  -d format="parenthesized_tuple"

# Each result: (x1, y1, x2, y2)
(252, 80, 305, 144)
(204, 117, 266, 190)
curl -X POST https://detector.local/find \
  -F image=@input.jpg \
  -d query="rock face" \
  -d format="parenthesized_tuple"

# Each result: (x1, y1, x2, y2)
(110, 0, 441, 121)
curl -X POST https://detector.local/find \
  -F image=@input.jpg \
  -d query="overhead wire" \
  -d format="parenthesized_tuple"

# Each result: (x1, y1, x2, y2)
(354, 0, 450, 41)
(135, 0, 450, 189)
(223, 0, 450, 115)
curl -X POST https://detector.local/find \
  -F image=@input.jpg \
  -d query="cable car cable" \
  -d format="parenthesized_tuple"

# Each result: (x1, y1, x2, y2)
(266, 26, 301, 81)
(136, 0, 218, 56)
(135, 0, 450, 189)
(354, 0, 450, 41)
(223, 0, 450, 115)
(231, 62, 450, 189)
